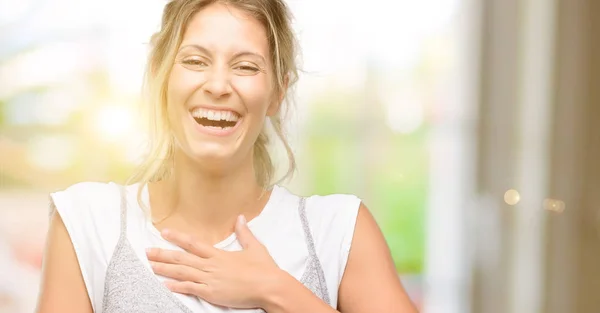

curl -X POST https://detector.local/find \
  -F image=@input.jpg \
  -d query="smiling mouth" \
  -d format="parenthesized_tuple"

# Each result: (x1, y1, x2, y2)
(193, 117, 238, 128)
(190, 108, 241, 130)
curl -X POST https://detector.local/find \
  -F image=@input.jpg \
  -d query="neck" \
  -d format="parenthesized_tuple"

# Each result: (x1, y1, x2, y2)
(147, 150, 270, 239)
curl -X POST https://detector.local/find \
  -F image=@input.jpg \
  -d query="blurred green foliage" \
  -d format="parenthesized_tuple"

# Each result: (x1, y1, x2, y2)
(302, 90, 427, 274)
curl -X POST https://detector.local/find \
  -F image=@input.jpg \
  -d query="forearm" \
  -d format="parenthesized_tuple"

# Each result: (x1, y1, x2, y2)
(262, 270, 339, 313)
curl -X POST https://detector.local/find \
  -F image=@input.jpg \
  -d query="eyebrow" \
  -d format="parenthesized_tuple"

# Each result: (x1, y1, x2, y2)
(178, 44, 267, 64)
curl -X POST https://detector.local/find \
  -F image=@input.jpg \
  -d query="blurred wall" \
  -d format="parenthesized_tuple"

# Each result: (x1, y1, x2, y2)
(472, 0, 600, 312)
(545, 0, 600, 312)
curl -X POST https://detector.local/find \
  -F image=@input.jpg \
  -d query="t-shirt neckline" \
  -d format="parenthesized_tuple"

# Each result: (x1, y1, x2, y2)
(134, 183, 284, 249)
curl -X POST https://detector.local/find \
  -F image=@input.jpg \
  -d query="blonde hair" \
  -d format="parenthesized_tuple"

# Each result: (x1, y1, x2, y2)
(127, 0, 298, 197)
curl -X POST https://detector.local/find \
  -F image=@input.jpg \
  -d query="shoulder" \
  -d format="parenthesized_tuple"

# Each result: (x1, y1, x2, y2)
(274, 186, 363, 249)
(47, 181, 127, 261)
(50, 181, 121, 203)
(49, 181, 123, 216)
(274, 186, 362, 232)
(46, 181, 127, 311)
(279, 187, 361, 247)
(304, 192, 362, 212)
(277, 188, 365, 301)
(303, 192, 363, 234)
(48, 181, 125, 249)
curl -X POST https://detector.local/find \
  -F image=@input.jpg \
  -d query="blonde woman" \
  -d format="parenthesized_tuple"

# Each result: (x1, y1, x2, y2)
(36, 1, 418, 312)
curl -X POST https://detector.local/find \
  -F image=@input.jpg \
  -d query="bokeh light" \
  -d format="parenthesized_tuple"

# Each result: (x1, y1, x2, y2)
(504, 189, 521, 205)
(92, 105, 137, 143)
(543, 198, 565, 213)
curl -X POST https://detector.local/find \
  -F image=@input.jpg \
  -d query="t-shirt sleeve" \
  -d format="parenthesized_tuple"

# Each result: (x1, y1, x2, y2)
(337, 197, 361, 279)
(48, 182, 121, 312)
(304, 193, 362, 304)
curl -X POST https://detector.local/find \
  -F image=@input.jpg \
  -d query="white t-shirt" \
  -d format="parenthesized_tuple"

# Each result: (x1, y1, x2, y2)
(49, 182, 361, 312)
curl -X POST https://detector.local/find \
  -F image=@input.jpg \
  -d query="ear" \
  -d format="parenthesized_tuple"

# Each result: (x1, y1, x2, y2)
(266, 75, 289, 117)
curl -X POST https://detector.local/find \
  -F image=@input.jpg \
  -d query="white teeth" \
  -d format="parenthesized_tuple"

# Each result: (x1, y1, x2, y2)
(191, 108, 240, 122)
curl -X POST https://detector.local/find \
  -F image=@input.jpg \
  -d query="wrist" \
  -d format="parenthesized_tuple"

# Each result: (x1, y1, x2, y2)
(259, 269, 295, 312)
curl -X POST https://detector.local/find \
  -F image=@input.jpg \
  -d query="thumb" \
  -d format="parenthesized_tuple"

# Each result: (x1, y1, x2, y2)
(235, 215, 258, 249)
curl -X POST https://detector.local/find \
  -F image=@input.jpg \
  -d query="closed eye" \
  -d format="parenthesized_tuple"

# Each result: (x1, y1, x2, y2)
(236, 65, 259, 71)
(233, 62, 263, 75)
(181, 59, 207, 67)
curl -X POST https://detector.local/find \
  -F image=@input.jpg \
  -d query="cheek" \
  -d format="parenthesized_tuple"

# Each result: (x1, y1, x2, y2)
(232, 76, 273, 115)
(167, 67, 203, 110)
(166, 69, 201, 135)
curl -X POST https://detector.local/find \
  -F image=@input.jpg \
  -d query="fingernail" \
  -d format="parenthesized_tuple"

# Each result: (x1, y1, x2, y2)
(146, 248, 152, 254)
(238, 214, 247, 225)
(161, 228, 170, 237)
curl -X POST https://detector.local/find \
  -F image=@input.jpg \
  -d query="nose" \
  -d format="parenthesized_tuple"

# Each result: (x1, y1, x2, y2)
(202, 66, 232, 99)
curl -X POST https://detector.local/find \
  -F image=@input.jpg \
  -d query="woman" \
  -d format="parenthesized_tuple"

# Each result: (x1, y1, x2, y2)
(36, 0, 418, 312)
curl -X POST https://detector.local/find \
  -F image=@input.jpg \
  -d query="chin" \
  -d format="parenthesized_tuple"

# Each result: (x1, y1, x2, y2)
(191, 142, 236, 161)
(181, 141, 247, 172)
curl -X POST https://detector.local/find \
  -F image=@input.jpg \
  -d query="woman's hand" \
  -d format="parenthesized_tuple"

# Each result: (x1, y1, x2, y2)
(146, 215, 284, 309)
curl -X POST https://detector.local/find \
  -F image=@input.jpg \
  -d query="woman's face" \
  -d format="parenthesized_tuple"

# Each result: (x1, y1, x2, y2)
(167, 3, 278, 170)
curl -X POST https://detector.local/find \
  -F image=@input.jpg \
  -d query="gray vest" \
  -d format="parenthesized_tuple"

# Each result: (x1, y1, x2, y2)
(101, 186, 330, 312)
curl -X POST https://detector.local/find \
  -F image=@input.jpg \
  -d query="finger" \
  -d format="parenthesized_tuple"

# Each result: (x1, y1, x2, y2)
(146, 248, 206, 270)
(149, 261, 207, 283)
(161, 229, 217, 258)
(235, 214, 260, 249)
(166, 281, 212, 300)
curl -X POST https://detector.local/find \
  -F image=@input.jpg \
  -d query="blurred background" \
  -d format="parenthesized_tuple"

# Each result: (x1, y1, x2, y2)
(0, 0, 599, 312)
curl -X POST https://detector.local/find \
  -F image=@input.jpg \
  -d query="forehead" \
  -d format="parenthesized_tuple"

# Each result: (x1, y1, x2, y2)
(182, 3, 269, 56)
